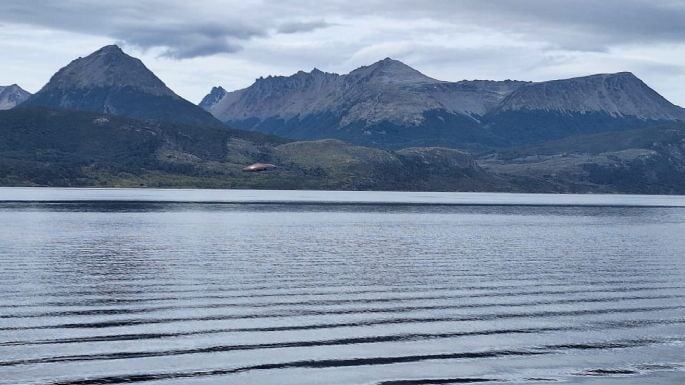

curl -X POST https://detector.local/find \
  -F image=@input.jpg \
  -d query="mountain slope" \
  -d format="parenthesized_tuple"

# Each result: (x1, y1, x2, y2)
(203, 58, 527, 149)
(0, 84, 31, 110)
(496, 72, 683, 119)
(22, 45, 221, 127)
(486, 72, 685, 144)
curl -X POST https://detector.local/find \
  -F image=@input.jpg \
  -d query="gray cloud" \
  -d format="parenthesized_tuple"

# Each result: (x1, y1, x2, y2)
(333, 0, 685, 50)
(115, 22, 258, 58)
(277, 20, 333, 34)
(1, 0, 685, 59)
(0, 1, 268, 58)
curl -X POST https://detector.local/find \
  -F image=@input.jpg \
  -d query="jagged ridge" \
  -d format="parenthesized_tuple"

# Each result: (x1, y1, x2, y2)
(203, 58, 527, 148)
(206, 58, 526, 125)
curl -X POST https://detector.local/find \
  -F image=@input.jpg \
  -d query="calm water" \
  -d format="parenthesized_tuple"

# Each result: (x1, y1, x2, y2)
(1, 188, 684, 385)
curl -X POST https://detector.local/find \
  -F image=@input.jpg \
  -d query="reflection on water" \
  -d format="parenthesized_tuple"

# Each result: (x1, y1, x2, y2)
(0, 189, 684, 385)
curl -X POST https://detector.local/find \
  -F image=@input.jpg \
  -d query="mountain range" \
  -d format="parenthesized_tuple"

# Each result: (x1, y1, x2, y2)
(2, 44, 685, 193)
(202, 60, 685, 149)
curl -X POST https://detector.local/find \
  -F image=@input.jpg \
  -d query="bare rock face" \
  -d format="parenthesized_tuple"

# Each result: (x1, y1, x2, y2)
(22, 45, 220, 126)
(0, 84, 31, 110)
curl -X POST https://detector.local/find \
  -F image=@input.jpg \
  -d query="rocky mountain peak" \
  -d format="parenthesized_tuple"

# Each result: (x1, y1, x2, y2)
(199, 86, 227, 109)
(0, 84, 31, 110)
(609, 71, 636, 77)
(347, 57, 438, 84)
(95, 44, 125, 55)
(37, 44, 175, 97)
(22, 45, 220, 126)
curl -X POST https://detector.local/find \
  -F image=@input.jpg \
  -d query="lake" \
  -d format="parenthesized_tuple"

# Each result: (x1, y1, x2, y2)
(1, 188, 684, 384)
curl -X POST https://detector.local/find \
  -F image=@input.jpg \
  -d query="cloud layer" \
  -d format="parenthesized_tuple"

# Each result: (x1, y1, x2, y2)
(3, 1, 685, 58)
(0, 0, 684, 104)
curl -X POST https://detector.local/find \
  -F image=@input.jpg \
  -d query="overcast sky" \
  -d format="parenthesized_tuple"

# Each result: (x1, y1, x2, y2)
(1, 0, 684, 105)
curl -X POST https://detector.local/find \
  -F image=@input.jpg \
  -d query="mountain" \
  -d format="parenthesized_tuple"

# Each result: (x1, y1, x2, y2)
(497, 72, 683, 119)
(22, 45, 221, 127)
(0, 84, 31, 110)
(203, 58, 528, 149)
(487, 72, 685, 144)
(203, 61, 684, 150)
